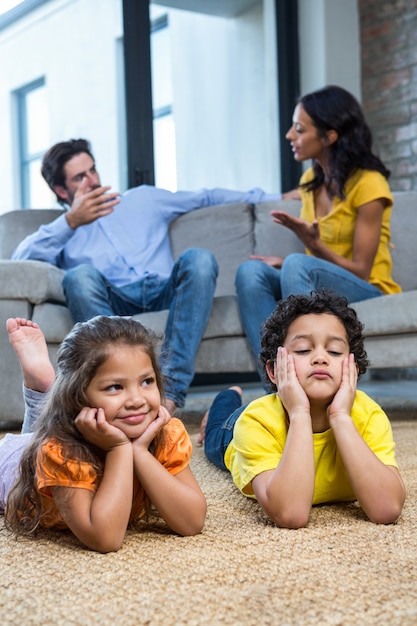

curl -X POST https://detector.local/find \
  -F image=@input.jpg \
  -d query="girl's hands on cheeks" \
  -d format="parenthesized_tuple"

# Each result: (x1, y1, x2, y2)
(276, 347, 310, 419)
(327, 354, 357, 425)
(75, 407, 129, 451)
(132, 405, 171, 451)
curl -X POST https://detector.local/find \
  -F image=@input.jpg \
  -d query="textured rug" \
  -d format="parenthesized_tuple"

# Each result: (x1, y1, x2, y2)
(1, 420, 417, 626)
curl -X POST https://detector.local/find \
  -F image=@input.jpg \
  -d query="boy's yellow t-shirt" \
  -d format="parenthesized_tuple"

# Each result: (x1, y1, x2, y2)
(299, 168, 401, 295)
(225, 391, 398, 505)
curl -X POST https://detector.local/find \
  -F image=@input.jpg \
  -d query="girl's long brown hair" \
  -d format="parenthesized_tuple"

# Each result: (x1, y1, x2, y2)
(5, 316, 165, 536)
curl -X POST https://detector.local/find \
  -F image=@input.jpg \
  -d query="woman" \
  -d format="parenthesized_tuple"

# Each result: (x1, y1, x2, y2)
(235, 84, 401, 375)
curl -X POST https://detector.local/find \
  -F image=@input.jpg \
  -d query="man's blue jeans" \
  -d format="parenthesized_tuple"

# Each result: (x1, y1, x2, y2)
(235, 253, 383, 383)
(204, 388, 245, 471)
(62, 248, 218, 408)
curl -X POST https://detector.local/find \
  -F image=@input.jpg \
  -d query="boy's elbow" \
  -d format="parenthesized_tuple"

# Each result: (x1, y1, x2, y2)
(266, 504, 310, 529)
(365, 497, 405, 525)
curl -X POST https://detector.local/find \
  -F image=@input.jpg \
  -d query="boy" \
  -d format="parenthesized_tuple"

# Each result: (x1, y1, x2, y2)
(204, 290, 406, 527)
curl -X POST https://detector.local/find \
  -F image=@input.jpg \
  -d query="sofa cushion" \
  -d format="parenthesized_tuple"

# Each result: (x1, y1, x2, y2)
(131, 295, 244, 340)
(0, 260, 65, 304)
(352, 291, 417, 336)
(170, 202, 253, 297)
(389, 192, 417, 291)
(253, 200, 304, 257)
(32, 302, 73, 341)
(34, 294, 246, 344)
(0, 209, 64, 259)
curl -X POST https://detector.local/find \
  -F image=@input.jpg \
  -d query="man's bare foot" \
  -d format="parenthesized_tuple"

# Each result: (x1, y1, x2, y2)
(164, 398, 178, 417)
(7, 318, 55, 392)
(197, 386, 242, 446)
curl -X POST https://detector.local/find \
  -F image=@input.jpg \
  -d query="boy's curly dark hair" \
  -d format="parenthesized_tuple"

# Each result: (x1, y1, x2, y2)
(259, 290, 369, 391)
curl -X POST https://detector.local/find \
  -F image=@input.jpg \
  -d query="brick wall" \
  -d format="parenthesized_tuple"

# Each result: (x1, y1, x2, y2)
(359, 0, 417, 190)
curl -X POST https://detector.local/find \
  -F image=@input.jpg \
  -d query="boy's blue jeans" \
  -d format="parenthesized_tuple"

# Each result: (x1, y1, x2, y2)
(204, 389, 246, 471)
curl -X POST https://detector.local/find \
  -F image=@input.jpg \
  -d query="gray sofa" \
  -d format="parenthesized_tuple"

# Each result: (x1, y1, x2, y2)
(0, 193, 416, 426)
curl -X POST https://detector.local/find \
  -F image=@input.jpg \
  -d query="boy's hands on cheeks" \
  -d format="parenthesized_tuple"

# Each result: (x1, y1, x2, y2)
(132, 405, 171, 451)
(276, 347, 310, 419)
(75, 407, 130, 451)
(327, 354, 357, 425)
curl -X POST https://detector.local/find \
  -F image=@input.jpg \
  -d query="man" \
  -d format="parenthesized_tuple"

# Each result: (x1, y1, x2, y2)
(12, 139, 285, 414)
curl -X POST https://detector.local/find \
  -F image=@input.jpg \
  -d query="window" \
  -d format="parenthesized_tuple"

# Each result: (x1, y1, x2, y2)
(15, 78, 53, 208)
(151, 13, 177, 191)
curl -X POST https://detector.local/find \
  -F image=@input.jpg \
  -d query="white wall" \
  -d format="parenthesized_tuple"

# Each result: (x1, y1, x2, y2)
(169, 1, 279, 192)
(0, 0, 361, 214)
(298, 0, 361, 100)
(0, 0, 281, 213)
(0, 0, 123, 213)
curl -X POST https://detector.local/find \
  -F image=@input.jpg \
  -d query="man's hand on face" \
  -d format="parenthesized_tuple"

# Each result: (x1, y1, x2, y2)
(65, 176, 120, 229)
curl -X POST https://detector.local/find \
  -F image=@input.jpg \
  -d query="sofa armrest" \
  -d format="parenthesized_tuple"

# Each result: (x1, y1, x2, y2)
(0, 260, 65, 304)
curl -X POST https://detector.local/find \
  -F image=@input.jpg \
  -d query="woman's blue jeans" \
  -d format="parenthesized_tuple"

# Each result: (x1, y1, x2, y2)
(62, 248, 218, 408)
(204, 389, 246, 471)
(235, 253, 383, 381)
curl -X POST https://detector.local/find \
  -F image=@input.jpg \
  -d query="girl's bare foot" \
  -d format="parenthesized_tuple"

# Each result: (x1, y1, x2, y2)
(7, 318, 55, 392)
(197, 386, 242, 446)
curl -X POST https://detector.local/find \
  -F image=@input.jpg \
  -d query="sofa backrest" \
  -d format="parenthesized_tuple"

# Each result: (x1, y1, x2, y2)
(253, 200, 304, 258)
(0, 209, 64, 259)
(170, 202, 254, 297)
(0, 190, 415, 294)
(389, 192, 417, 291)
(169, 200, 306, 297)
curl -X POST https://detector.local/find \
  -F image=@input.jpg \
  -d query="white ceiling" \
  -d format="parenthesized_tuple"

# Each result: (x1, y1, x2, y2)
(152, 0, 261, 18)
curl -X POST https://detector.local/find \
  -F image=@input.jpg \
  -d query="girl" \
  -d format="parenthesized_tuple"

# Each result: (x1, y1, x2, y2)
(203, 291, 406, 528)
(1, 316, 206, 552)
(235, 85, 401, 376)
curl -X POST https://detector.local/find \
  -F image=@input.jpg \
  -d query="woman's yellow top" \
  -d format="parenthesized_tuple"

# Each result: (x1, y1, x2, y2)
(299, 168, 401, 294)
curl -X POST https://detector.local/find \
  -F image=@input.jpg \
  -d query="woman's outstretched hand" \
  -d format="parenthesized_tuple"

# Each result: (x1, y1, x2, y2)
(270, 211, 320, 251)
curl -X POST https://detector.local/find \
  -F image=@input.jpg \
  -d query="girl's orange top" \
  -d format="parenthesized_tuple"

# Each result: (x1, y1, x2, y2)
(35, 418, 192, 529)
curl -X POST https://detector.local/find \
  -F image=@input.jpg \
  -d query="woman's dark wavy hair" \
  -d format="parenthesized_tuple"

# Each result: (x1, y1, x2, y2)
(298, 85, 390, 199)
(5, 316, 165, 537)
(41, 138, 94, 205)
(259, 290, 369, 392)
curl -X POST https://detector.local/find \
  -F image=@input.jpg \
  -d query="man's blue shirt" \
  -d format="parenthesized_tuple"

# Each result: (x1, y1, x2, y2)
(12, 185, 281, 287)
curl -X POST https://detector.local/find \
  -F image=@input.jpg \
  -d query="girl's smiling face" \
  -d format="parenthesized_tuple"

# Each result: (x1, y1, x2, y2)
(283, 313, 350, 403)
(85, 344, 161, 440)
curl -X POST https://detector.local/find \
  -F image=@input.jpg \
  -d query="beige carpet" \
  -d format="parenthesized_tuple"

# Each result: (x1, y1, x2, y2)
(1, 420, 417, 626)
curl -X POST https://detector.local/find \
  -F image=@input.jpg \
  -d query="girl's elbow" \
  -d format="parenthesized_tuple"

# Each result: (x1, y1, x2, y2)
(83, 530, 125, 553)
(180, 520, 205, 537)
(179, 508, 207, 536)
